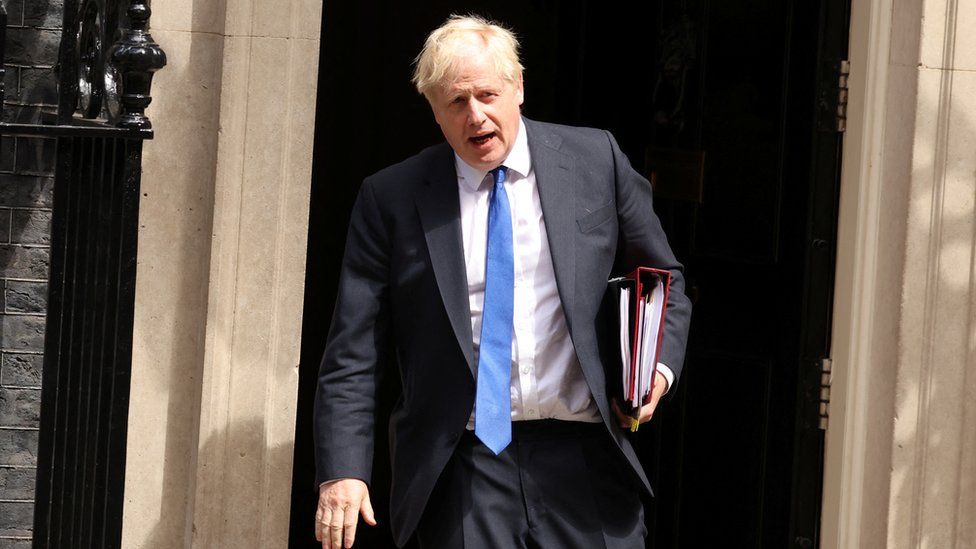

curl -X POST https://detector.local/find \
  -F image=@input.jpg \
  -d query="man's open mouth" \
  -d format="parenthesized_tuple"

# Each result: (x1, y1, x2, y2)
(470, 132, 496, 145)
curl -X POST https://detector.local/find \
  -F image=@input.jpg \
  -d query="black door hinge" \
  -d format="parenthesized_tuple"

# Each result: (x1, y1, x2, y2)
(818, 357, 832, 430)
(817, 60, 850, 133)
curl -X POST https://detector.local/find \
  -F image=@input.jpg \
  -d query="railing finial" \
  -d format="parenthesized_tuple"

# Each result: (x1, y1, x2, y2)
(105, 0, 167, 129)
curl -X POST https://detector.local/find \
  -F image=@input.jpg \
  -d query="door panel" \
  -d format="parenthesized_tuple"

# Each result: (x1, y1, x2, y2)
(679, 354, 773, 546)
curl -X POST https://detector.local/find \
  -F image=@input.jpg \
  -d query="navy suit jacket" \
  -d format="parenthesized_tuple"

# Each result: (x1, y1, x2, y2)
(314, 117, 692, 547)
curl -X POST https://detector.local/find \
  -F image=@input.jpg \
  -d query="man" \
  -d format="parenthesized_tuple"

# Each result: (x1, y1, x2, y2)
(313, 14, 691, 549)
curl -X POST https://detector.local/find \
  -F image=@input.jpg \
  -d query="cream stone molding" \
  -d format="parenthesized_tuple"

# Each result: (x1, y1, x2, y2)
(822, 0, 898, 546)
(889, 0, 976, 544)
(190, 31, 319, 549)
(824, 0, 976, 546)
(123, 0, 322, 546)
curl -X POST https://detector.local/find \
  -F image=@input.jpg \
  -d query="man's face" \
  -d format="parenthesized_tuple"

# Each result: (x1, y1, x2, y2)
(428, 50, 524, 171)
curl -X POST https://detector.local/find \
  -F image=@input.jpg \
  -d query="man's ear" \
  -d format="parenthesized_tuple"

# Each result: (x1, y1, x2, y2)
(516, 74, 525, 106)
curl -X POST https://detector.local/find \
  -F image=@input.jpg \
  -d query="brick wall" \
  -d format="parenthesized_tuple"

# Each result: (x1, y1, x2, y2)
(1, 0, 62, 545)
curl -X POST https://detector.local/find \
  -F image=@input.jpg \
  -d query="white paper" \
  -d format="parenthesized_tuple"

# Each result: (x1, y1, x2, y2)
(640, 282, 666, 402)
(619, 286, 631, 395)
(637, 294, 652, 404)
(632, 298, 645, 407)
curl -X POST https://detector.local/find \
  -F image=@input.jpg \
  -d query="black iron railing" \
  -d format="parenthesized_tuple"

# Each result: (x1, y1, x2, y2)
(0, 1, 165, 547)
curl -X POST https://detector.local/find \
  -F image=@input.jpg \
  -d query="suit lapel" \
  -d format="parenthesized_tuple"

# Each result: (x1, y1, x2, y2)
(525, 120, 578, 332)
(526, 120, 613, 426)
(415, 144, 476, 376)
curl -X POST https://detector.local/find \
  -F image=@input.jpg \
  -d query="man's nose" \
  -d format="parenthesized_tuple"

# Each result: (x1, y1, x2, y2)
(466, 100, 487, 125)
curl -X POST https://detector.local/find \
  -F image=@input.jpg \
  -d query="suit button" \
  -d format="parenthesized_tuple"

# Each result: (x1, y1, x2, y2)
(448, 432, 460, 443)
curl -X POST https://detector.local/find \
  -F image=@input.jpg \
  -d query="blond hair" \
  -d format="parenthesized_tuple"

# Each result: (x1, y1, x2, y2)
(412, 14, 524, 99)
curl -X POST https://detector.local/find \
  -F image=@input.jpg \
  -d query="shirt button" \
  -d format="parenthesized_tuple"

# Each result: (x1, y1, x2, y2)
(527, 409, 536, 415)
(521, 366, 531, 374)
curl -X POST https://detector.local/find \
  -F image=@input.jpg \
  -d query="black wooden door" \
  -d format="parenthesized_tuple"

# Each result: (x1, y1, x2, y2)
(619, 2, 850, 548)
(290, 1, 850, 547)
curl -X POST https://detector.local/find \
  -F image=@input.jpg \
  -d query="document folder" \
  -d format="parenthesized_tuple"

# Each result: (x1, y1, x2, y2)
(608, 267, 671, 432)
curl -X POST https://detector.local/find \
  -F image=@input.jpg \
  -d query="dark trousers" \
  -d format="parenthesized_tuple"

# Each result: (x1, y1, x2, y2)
(415, 420, 647, 549)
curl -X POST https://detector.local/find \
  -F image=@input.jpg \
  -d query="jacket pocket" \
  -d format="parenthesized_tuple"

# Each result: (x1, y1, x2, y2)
(576, 202, 614, 233)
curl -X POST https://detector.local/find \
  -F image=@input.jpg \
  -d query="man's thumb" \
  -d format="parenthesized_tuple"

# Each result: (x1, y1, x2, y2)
(361, 492, 377, 526)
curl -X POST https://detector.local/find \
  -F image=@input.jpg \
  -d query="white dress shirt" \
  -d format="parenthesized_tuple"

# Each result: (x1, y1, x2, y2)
(458, 118, 673, 430)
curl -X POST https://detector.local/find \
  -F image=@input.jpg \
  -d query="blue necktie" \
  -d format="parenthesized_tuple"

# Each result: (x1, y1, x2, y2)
(475, 166, 513, 455)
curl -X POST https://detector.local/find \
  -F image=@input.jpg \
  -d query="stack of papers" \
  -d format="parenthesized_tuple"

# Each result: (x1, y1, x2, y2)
(609, 267, 671, 430)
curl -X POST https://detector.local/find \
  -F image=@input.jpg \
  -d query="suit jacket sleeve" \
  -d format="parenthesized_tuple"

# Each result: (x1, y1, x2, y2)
(607, 130, 692, 384)
(313, 177, 391, 488)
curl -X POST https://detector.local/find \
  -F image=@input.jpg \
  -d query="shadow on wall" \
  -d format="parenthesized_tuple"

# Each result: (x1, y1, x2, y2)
(0, 0, 57, 533)
(3, 0, 61, 124)
(1, 0, 58, 354)
(0, 148, 51, 372)
(122, 0, 228, 545)
(129, 419, 295, 549)
(885, 62, 976, 547)
(0, 146, 56, 541)
(0, 135, 53, 361)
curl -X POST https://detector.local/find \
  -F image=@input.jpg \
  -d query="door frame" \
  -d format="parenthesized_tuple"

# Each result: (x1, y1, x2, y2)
(277, 0, 923, 545)
(820, 0, 921, 546)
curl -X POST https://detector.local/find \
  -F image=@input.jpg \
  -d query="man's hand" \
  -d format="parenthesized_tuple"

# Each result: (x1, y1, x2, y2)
(611, 371, 668, 429)
(315, 478, 377, 549)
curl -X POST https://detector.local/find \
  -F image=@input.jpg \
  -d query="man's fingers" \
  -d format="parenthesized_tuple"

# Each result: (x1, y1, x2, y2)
(361, 492, 377, 526)
(639, 404, 654, 423)
(616, 397, 658, 426)
(639, 393, 661, 423)
(316, 506, 332, 544)
(611, 398, 634, 428)
(343, 506, 359, 549)
(634, 378, 667, 424)
(329, 508, 345, 549)
(610, 398, 625, 424)
(316, 480, 376, 548)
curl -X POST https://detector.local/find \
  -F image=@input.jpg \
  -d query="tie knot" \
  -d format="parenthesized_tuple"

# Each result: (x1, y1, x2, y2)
(491, 165, 508, 186)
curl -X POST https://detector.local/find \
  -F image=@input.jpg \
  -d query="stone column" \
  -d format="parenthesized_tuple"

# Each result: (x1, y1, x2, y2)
(188, 0, 320, 545)
(122, 0, 321, 547)
(823, 0, 976, 546)
(887, 0, 976, 545)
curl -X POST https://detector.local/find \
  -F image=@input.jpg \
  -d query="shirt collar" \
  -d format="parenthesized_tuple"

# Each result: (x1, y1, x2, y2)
(455, 117, 531, 191)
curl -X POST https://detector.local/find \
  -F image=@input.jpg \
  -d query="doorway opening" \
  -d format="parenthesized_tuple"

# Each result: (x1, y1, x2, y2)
(290, 2, 850, 547)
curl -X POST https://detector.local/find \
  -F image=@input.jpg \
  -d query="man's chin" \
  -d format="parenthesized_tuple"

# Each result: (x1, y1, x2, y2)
(461, 150, 504, 171)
